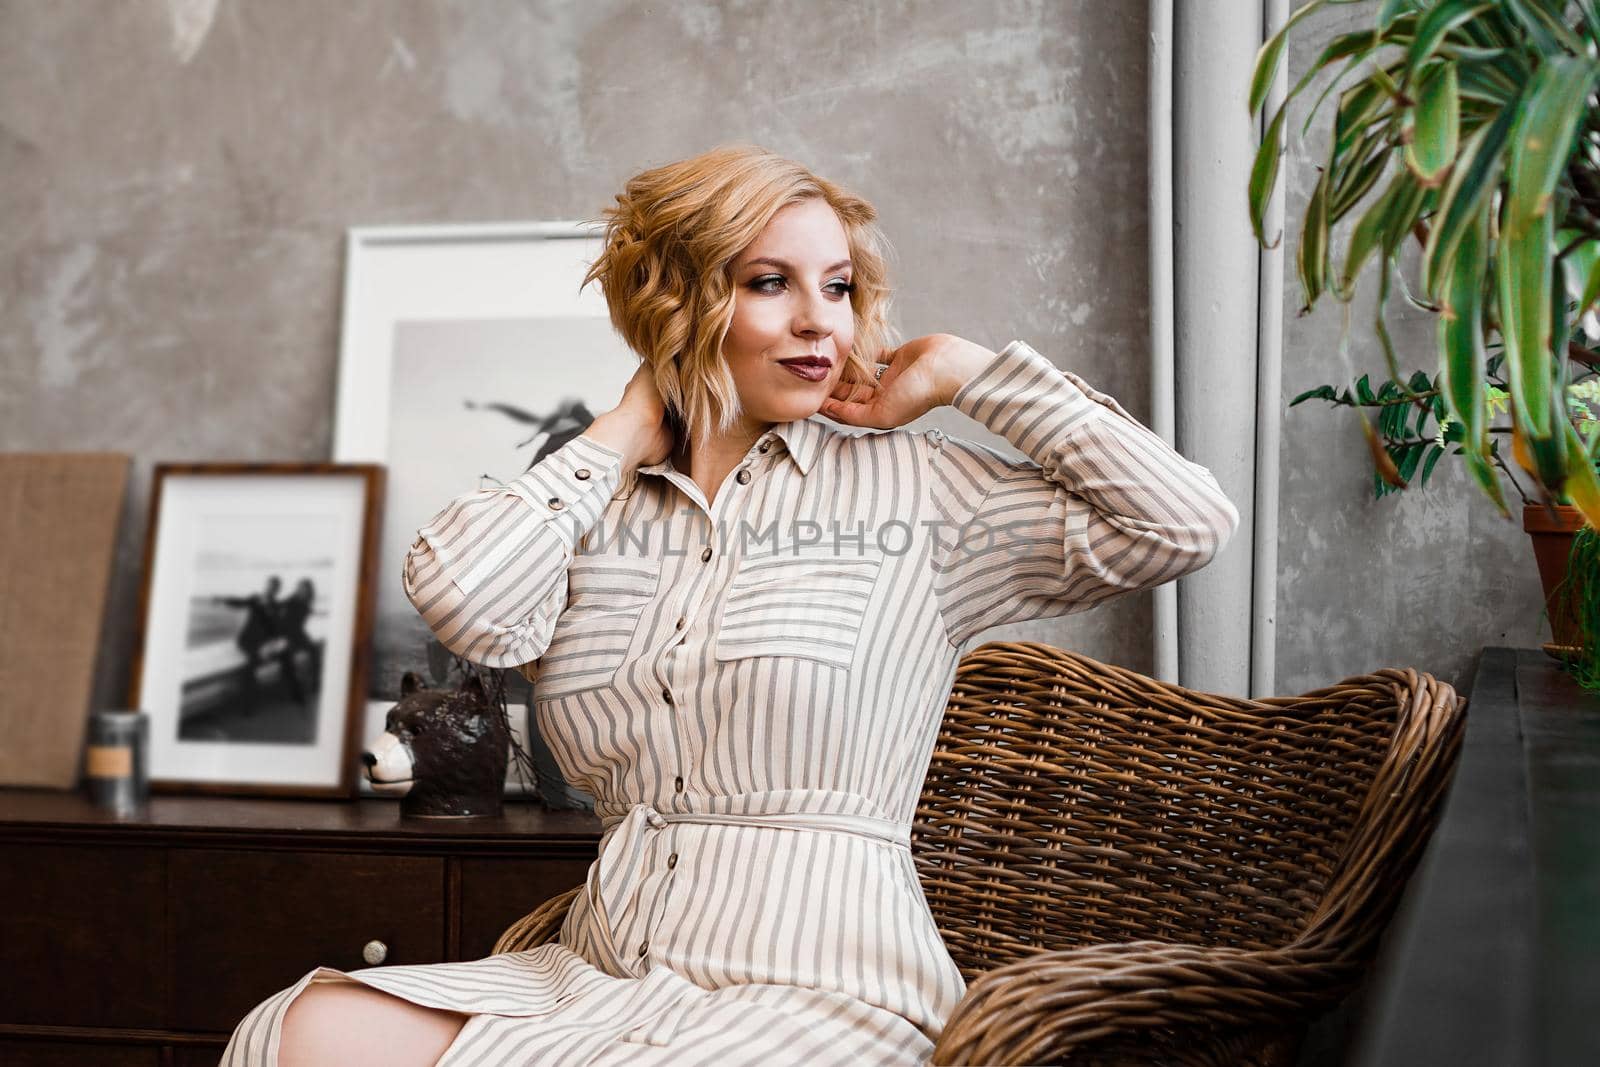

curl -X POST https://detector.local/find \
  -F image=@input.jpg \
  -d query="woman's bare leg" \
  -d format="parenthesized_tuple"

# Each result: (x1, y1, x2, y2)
(278, 979, 469, 1067)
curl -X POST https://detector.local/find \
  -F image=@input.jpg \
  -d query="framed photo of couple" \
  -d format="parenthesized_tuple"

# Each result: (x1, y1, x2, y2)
(128, 463, 384, 797)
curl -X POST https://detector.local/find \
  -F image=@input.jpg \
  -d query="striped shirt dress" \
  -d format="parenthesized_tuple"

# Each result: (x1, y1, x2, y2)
(221, 338, 1240, 1066)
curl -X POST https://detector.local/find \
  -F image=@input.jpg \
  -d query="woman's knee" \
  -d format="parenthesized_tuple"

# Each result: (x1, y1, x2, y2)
(279, 979, 467, 1067)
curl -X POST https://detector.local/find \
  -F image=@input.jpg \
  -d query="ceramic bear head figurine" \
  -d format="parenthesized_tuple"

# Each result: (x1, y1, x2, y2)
(362, 667, 510, 818)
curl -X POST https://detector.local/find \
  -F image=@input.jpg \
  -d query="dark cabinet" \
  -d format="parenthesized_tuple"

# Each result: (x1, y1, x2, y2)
(0, 790, 600, 1065)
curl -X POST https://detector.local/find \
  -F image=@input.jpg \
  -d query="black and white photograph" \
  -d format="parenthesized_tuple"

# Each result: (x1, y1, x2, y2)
(332, 224, 632, 797)
(176, 514, 334, 744)
(376, 317, 628, 701)
(130, 465, 384, 797)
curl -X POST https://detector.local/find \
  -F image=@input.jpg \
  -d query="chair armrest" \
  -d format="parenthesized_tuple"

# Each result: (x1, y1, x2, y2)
(931, 938, 1339, 1066)
(492, 884, 581, 955)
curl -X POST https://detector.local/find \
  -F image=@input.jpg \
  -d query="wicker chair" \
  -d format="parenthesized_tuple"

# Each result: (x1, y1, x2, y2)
(494, 641, 1468, 1066)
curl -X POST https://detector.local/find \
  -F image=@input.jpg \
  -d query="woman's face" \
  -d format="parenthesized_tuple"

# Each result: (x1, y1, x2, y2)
(722, 197, 856, 428)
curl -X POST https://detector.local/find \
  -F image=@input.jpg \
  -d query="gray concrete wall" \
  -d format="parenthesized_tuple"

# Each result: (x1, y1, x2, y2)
(1, 1, 1156, 717)
(1276, 5, 1546, 697)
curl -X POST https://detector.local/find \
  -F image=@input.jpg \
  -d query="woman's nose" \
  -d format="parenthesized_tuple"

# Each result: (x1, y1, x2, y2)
(793, 292, 832, 337)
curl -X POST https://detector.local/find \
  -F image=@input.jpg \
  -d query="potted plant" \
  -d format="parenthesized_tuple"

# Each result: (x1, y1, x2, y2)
(1249, 0, 1600, 668)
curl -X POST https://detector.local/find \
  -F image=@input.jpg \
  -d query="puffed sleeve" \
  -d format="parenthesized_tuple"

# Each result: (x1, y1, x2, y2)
(922, 338, 1239, 648)
(402, 432, 628, 668)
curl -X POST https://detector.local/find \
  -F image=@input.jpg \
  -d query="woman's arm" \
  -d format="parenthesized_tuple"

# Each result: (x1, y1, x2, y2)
(402, 386, 669, 669)
(923, 338, 1240, 648)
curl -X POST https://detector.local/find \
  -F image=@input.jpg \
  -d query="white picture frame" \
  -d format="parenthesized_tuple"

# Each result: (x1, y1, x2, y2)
(130, 464, 384, 797)
(332, 221, 636, 799)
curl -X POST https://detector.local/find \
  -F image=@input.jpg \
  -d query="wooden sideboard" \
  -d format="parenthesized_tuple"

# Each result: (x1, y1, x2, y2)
(1343, 646, 1600, 1065)
(0, 789, 602, 1066)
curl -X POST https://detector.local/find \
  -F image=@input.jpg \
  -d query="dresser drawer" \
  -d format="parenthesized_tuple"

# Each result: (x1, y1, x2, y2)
(169, 849, 445, 1033)
(0, 844, 167, 1028)
(457, 855, 592, 959)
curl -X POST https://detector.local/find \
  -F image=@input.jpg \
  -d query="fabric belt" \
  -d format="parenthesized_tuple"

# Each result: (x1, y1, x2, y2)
(598, 801, 912, 849)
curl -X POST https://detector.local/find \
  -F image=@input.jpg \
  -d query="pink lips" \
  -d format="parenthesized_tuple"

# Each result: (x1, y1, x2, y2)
(778, 356, 831, 383)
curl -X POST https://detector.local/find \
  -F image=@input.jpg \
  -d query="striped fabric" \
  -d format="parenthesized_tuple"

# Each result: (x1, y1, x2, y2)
(221, 338, 1239, 1066)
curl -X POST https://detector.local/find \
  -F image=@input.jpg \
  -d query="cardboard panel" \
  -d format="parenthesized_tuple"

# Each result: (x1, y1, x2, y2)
(0, 453, 129, 787)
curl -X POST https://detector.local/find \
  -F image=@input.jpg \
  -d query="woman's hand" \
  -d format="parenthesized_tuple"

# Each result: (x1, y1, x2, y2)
(587, 362, 675, 469)
(819, 334, 998, 430)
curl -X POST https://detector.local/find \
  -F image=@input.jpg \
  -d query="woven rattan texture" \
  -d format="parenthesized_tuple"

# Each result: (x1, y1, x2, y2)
(495, 641, 1467, 1066)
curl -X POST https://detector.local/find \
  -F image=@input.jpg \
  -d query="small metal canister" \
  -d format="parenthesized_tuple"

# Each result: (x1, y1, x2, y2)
(84, 710, 150, 813)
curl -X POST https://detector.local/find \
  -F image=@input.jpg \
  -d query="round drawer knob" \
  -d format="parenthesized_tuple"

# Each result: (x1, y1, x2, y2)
(362, 939, 389, 965)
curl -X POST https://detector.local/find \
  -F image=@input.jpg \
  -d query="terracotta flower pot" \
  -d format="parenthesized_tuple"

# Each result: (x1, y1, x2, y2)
(1524, 503, 1589, 661)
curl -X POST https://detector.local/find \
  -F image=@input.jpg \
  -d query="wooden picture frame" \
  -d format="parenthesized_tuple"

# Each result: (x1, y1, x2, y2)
(128, 463, 385, 798)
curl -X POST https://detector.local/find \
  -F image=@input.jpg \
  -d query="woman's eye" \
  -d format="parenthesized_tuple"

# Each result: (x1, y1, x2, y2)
(751, 275, 854, 297)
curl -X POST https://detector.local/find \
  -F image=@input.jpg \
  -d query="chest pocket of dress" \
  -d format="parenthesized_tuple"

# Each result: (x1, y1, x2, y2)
(714, 549, 882, 670)
(534, 555, 661, 700)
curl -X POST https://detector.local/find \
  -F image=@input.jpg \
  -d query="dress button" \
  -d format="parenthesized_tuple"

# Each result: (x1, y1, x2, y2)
(735, 469, 751, 484)
(675, 616, 686, 630)
(638, 941, 648, 957)
(547, 496, 565, 510)
(700, 546, 713, 562)
(758, 441, 771, 453)
(661, 687, 673, 704)
(574, 468, 591, 480)
(667, 852, 679, 868)
(674, 776, 684, 792)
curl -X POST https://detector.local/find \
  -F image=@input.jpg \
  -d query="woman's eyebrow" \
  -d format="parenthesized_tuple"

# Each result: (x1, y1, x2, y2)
(743, 256, 853, 274)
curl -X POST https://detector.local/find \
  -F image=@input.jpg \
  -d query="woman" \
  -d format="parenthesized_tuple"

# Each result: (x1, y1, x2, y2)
(223, 144, 1239, 1066)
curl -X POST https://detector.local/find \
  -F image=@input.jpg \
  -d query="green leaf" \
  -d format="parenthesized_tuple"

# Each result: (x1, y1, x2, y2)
(1552, 255, 1572, 368)
(1291, 384, 1340, 406)
(1420, 443, 1447, 483)
(1560, 416, 1600, 529)
(1503, 0, 1587, 56)
(1250, 0, 1331, 117)
(1578, 244, 1600, 320)
(1341, 171, 1429, 296)
(1498, 55, 1598, 480)
(1398, 440, 1427, 481)
(1249, 106, 1289, 247)
(1454, 56, 1523, 104)
(1299, 167, 1331, 309)
(1378, 0, 1417, 32)
(1497, 204, 1565, 480)
(1335, 83, 1391, 159)
(1438, 197, 1509, 516)
(1330, 139, 1395, 221)
(1340, 175, 1399, 294)
(1404, 1, 1497, 90)
(1356, 373, 1376, 404)
(1422, 102, 1516, 298)
(1503, 56, 1600, 238)
(1304, 53, 1406, 141)
(1405, 63, 1458, 184)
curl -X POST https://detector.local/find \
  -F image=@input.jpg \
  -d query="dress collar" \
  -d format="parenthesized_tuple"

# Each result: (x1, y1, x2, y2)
(634, 414, 827, 479)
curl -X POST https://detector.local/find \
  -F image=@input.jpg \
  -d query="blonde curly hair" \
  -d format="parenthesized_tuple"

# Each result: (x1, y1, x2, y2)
(581, 144, 898, 445)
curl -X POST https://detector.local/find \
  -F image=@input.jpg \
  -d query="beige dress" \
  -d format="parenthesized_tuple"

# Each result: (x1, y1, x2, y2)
(221, 338, 1239, 1066)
